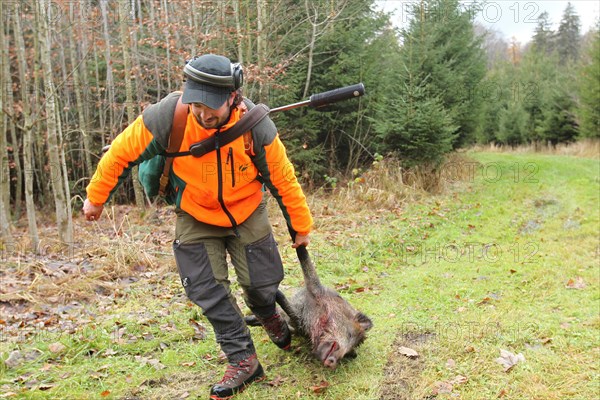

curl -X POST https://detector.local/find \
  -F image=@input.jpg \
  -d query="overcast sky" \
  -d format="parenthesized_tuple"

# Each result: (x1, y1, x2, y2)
(377, 1, 600, 43)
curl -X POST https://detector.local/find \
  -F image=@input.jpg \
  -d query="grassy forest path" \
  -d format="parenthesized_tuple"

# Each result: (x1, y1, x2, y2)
(1, 151, 598, 399)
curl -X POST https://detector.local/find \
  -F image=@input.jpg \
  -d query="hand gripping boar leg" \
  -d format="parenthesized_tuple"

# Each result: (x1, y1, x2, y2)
(247, 245, 373, 369)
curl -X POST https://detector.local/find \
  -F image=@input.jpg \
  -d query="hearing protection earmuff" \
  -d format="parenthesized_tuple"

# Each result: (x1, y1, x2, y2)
(183, 58, 243, 90)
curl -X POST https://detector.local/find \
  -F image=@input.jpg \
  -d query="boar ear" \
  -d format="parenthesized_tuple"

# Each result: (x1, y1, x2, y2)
(355, 312, 373, 331)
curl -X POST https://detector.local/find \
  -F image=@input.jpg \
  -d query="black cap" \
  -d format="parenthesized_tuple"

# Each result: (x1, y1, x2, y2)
(182, 54, 235, 109)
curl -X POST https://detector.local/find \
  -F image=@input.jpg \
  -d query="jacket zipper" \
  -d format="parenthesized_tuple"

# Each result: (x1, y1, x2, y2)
(215, 132, 240, 237)
(226, 147, 235, 187)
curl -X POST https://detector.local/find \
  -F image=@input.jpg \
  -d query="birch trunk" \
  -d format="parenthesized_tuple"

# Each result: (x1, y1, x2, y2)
(256, 0, 267, 102)
(36, 0, 73, 244)
(0, 4, 12, 242)
(13, 3, 39, 249)
(100, 0, 115, 136)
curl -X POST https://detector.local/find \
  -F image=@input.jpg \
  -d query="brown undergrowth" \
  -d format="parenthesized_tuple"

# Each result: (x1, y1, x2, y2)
(473, 138, 600, 159)
(329, 152, 477, 210)
(1, 205, 176, 305)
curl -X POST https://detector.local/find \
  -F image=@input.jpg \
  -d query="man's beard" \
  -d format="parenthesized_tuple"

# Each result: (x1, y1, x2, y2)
(195, 104, 232, 129)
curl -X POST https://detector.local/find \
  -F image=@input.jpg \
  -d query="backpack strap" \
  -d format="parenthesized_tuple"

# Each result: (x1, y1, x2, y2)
(158, 96, 187, 197)
(168, 104, 270, 158)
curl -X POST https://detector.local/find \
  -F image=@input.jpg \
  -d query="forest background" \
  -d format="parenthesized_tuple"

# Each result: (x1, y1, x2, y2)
(0, 0, 598, 248)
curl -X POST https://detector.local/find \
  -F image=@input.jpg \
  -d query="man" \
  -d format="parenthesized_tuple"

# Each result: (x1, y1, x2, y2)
(83, 54, 313, 399)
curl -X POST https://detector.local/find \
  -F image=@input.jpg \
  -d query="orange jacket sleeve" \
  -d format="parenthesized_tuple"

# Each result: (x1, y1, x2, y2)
(86, 115, 162, 205)
(254, 134, 313, 235)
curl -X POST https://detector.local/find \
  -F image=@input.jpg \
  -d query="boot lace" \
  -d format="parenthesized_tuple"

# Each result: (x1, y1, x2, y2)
(220, 355, 255, 384)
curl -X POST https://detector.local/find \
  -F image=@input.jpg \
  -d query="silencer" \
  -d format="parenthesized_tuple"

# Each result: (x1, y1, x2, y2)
(309, 83, 365, 109)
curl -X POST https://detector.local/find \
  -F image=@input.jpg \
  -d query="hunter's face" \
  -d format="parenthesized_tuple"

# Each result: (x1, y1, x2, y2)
(190, 93, 235, 129)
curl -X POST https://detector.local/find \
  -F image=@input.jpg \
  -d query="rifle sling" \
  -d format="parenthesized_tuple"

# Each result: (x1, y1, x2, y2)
(158, 102, 270, 196)
(165, 103, 270, 158)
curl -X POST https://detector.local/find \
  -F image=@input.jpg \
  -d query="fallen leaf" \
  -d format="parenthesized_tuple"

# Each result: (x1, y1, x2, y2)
(465, 346, 476, 353)
(267, 375, 286, 387)
(180, 361, 196, 367)
(432, 381, 453, 394)
(497, 388, 509, 397)
(189, 319, 207, 340)
(38, 383, 54, 391)
(309, 380, 330, 394)
(495, 349, 525, 372)
(40, 364, 53, 372)
(477, 297, 492, 306)
(509, 269, 517, 274)
(398, 346, 419, 358)
(541, 337, 552, 345)
(48, 342, 66, 353)
(565, 277, 586, 289)
(100, 390, 111, 397)
(449, 375, 468, 385)
(135, 356, 166, 370)
(103, 349, 117, 356)
(4, 351, 25, 368)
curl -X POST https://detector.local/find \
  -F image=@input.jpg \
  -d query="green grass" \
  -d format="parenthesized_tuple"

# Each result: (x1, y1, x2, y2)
(1, 151, 598, 399)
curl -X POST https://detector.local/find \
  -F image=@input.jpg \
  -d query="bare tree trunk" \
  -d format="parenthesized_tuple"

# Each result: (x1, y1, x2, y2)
(32, 13, 46, 204)
(0, 4, 13, 243)
(256, 0, 267, 102)
(100, 0, 116, 137)
(13, 5, 39, 250)
(67, 4, 93, 178)
(119, 0, 145, 208)
(302, 0, 347, 98)
(36, 0, 73, 244)
(233, 0, 244, 63)
(2, 15, 20, 221)
(131, 0, 145, 105)
(92, 35, 106, 148)
(303, 0, 318, 98)
(245, 0, 252, 66)
(148, 0, 162, 100)
(162, 0, 172, 92)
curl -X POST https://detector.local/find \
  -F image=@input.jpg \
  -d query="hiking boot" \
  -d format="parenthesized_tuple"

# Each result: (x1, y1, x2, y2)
(209, 354, 265, 399)
(257, 312, 291, 350)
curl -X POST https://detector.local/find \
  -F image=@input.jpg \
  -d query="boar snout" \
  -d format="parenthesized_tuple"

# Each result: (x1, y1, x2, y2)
(317, 340, 341, 369)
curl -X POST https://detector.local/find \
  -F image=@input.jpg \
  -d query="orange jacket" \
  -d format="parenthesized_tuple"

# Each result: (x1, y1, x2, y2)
(87, 93, 313, 235)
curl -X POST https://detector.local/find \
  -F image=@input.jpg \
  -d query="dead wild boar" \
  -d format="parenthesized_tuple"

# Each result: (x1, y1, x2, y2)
(248, 246, 373, 369)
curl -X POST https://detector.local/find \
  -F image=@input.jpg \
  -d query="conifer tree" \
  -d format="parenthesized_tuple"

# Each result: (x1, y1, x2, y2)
(532, 11, 555, 55)
(397, 0, 486, 147)
(556, 2, 581, 65)
(577, 26, 600, 138)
